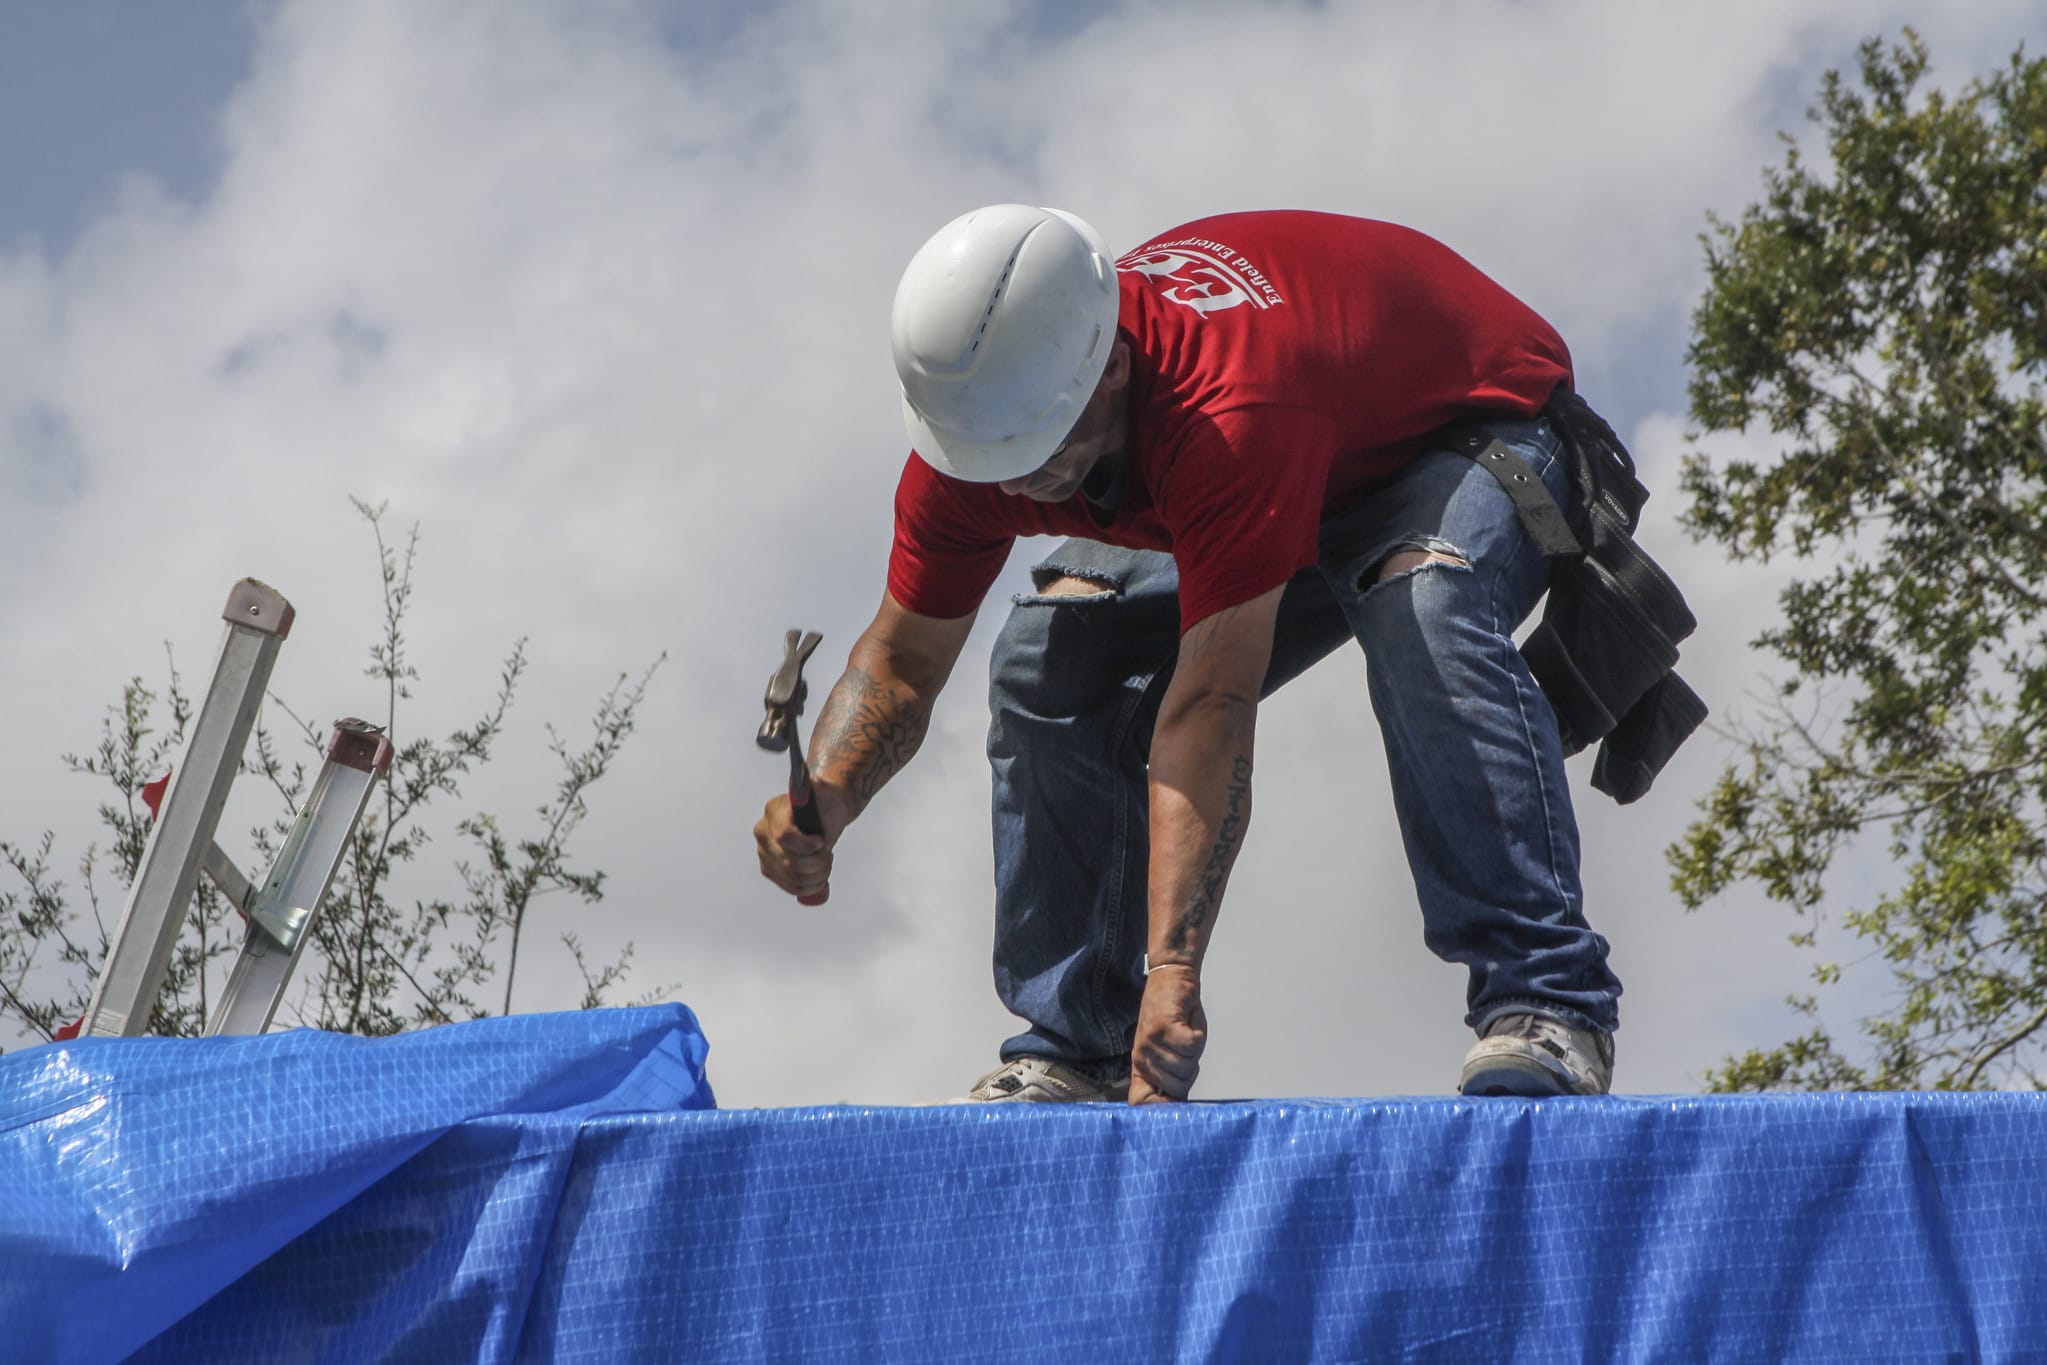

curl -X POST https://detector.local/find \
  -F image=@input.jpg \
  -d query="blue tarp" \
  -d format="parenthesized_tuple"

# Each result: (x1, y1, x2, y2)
(3, 1008, 2044, 1362)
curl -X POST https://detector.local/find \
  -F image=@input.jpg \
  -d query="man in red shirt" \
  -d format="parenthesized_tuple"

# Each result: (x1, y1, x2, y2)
(756, 205, 1623, 1102)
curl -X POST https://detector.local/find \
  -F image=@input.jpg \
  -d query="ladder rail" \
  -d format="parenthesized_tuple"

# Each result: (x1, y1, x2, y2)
(207, 721, 394, 1037)
(80, 582, 295, 1038)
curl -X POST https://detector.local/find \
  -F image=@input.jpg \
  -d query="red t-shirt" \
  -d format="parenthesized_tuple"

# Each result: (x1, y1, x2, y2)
(887, 210, 1572, 630)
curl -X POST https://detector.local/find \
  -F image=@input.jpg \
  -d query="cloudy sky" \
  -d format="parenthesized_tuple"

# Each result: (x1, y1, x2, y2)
(2, 0, 2040, 1105)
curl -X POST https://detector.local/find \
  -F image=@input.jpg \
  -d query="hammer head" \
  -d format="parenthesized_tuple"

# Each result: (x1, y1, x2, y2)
(757, 629, 823, 752)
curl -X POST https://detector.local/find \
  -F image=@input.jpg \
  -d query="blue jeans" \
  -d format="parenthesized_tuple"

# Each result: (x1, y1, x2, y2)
(985, 416, 1621, 1064)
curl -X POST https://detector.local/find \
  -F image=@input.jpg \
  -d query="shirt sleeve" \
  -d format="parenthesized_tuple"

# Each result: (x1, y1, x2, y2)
(885, 455, 1016, 620)
(1153, 404, 1341, 632)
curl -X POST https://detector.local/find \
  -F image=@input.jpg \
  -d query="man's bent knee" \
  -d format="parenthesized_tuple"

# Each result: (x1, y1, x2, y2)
(1375, 548, 1469, 583)
(1037, 573, 1118, 598)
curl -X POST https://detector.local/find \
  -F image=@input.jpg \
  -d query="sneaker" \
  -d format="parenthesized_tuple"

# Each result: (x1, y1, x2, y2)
(958, 1056, 1130, 1103)
(1459, 1013, 1614, 1096)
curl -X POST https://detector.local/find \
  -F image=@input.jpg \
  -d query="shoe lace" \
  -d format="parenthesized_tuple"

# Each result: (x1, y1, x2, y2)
(1490, 1013, 1572, 1062)
(1488, 1014, 1611, 1071)
(1491, 1014, 1549, 1042)
(967, 1062, 1026, 1098)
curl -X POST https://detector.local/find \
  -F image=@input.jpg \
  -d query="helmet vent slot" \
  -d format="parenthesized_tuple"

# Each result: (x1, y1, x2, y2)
(970, 244, 1027, 355)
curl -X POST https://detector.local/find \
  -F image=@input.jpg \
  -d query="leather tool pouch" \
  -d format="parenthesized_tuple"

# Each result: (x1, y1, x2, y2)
(1446, 388, 1706, 803)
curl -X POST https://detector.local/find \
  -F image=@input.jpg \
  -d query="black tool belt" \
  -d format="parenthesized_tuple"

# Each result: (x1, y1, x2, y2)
(1444, 387, 1706, 803)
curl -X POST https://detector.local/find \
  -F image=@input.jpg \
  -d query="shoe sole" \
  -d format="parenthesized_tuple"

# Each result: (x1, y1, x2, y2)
(1459, 1056, 1583, 1098)
(935, 1092, 1125, 1105)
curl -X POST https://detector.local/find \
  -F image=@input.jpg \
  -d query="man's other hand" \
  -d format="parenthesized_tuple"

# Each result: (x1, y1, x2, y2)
(1130, 963, 1207, 1103)
(755, 792, 832, 906)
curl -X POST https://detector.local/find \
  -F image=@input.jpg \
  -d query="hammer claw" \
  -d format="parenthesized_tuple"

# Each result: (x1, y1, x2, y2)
(759, 628, 825, 838)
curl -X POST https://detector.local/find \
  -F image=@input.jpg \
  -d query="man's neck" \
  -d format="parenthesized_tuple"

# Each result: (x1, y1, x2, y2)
(1082, 392, 1134, 523)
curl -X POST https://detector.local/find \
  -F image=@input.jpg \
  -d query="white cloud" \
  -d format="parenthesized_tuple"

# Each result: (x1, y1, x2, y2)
(1, 0, 2038, 1101)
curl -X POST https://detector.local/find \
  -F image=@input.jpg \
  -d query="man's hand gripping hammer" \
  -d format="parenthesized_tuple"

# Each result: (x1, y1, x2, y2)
(758, 629, 827, 905)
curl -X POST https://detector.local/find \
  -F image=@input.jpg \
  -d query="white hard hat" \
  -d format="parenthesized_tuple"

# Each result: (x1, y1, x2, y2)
(891, 204, 1120, 483)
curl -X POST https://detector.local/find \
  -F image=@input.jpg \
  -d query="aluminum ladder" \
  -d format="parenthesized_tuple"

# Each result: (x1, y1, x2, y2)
(78, 579, 392, 1038)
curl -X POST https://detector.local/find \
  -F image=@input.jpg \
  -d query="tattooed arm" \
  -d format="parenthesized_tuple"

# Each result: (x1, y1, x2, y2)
(1129, 584, 1283, 1104)
(755, 591, 975, 904)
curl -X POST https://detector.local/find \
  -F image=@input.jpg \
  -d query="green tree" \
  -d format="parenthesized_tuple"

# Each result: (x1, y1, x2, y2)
(0, 501, 664, 1047)
(1671, 31, 2047, 1090)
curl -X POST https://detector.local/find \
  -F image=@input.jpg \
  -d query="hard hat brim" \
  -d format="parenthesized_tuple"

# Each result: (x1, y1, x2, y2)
(901, 370, 1099, 485)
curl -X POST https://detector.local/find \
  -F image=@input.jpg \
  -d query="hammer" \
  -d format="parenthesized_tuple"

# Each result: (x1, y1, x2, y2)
(758, 629, 826, 888)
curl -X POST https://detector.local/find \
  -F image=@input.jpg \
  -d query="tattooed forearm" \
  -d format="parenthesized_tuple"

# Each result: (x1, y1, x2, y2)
(812, 664, 932, 817)
(1166, 754, 1252, 955)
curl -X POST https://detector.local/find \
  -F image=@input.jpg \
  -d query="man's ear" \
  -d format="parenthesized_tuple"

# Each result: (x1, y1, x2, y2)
(1103, 336, 1132, 392)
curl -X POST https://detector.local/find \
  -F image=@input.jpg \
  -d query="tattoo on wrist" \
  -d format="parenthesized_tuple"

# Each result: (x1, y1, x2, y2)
(1166, 754, 1252, 954)
(816, 666, 929, 815)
